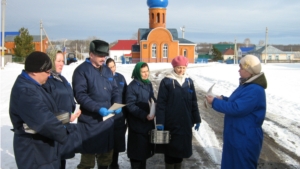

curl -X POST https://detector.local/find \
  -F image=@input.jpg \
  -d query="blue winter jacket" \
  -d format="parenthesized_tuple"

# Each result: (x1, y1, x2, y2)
(9, 70, 70, 169)
(212, 73, 267, 169)
(72, 59, 121, 153)
(112, 72, 128, 152)
(43, 71, 82, 159)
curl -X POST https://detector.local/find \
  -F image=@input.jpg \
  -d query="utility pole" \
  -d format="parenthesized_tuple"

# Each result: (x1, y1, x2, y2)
(40, 20, 43, 52)
(234, 38, 237, 64)
(264, 27, 268, 64)
(1, 0, 6, 69)
(63, 39, 67, 65)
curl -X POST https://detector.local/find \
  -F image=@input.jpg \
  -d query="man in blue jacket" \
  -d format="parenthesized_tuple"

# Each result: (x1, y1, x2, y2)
(73, 40, 122, 169)
(9, 51, 80, 169)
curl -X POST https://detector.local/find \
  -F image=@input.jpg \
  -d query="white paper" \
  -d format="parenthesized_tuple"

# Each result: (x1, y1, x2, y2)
(103, 113, 115, 121)
(148, 99, 156, 118)
(204, 83, 216, 109)
(108, 103, 126, 111)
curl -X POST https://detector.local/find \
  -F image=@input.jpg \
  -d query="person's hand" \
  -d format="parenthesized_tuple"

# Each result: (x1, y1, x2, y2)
(216, 95, 223, 100)
(156, 125, 164, 130)
(99, 107, 113, 117)
(205, 95, 214, 104)
(194, 123, 200, 131)
(70, 109, 81, 122)
(147, 114, 154, 121)
(114, 108, 122, 114)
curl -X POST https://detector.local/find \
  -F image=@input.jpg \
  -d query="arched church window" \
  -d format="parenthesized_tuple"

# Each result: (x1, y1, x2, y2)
(183, 50, 187, 57)
(157, 13, 160, 23)
(163, 44, 168, 58)
(152, 44, 157, 58)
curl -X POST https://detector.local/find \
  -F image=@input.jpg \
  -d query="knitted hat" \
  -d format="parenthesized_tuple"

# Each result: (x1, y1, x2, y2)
(239, 55, 261, 75)
(171, 56, 188, 67)
(25, 51, 52, 72)
(89, 40, 109, 56)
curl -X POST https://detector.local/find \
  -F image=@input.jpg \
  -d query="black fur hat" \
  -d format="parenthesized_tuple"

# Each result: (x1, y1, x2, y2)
(89, 40, 109, 56)
(25, 51, 52, 72)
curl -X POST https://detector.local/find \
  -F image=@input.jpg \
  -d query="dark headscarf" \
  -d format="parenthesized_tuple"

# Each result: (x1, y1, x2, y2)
(131, 62, 150, 84)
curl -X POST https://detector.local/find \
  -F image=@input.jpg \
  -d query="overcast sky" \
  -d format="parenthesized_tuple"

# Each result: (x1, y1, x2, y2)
(3, 0, 300, 45)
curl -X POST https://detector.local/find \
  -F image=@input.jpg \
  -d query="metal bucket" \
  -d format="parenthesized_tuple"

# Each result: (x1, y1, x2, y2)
(150, 129, 170, 144)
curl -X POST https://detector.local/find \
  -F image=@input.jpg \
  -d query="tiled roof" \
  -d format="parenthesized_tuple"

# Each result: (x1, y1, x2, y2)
(223, 48, 234, 55)
(110, 40, 137, 50)
(5, 35, 47, 42)
(213, 44, 234, 53)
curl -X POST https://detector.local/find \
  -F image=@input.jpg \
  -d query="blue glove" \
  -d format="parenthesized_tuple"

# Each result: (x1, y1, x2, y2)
(99, 107, 113, 117)
(194, 123, 200, 131)
(156, 125, 164, 130)
(115, 108, 122, 114)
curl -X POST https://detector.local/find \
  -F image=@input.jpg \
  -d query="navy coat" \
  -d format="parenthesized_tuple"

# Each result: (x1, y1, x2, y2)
(43, 72, 82, 159)
(126, 79, 156, 160)
(212, 73, 267, 169)
(72, 59, 121, 154)
(156, 76, 201, 158)
(9, 71, 71, 169)
(112, 72, 127, 152)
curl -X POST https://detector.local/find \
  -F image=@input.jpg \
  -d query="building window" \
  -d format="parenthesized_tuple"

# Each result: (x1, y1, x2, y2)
(163, 44, 168, 58)
(275, 55, 279, 60)
(114, 56, 117, 61)
(183, 50, 187, 57)
(268, 55, 272, 60)
(157, 13, 160, 23)
(143, 44, 147, 49)
(152, 44, 157, 58)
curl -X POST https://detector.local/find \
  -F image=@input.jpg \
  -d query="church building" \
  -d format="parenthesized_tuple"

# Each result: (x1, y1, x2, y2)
(131, 0, 196, 63)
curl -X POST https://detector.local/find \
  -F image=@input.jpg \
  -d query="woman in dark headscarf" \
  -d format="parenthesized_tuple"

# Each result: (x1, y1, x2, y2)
(125, 62, 156, 169)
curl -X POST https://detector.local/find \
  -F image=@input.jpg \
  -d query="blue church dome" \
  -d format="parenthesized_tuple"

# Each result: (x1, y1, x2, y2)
(147, 0, 168, 8)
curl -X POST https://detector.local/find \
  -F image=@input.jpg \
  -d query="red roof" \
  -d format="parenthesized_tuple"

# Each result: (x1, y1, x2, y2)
(223, 48, 234, 55)
(110, 40, 137, 50)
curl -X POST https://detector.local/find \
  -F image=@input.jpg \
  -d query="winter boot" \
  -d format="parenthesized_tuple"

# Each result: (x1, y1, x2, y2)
(165, 163, 174, 169)
(130, 162, 141, 169)
(174, 163, 182, 169)
(98, 166, 108, 169)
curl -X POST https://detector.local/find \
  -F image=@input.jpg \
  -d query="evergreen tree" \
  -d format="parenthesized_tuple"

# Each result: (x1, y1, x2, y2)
(14, 27, 35, 57)
(211, 46, 223, 61)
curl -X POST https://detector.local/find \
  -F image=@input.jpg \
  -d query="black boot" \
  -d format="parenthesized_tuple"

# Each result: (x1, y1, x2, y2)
(130, 162, 141, 169)
(98, 166, 108, 169)
(174, 163, 182, 169)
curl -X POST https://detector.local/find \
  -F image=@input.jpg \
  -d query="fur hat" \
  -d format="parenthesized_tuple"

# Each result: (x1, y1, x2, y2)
(89, 40, 109, 56)
(25, 51, 52, 72)
(171, 56, 188, 67)
(239, 55, 261, 75)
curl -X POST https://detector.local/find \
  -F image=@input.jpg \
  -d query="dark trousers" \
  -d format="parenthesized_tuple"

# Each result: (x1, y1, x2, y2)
(60, 160, 66, 169)
(164, 155, 183, 164)
(130, 159, 146, 169)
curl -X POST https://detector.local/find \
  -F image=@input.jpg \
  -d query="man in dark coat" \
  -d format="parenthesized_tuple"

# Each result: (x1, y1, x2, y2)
(9, 51, 80, 169)
(73, 40, 122, 169)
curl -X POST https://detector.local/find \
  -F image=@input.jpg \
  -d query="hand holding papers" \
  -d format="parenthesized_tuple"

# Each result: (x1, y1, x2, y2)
(103, 103, 126, 121)
(204, 83, 215, 109)
(148, 99, 156, 118)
